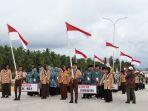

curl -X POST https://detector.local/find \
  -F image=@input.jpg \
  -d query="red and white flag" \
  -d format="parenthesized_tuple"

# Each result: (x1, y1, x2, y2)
(65, 22, 91, 37)
(75, 49, 87, 59)
(132, 58, 141, 66)
(106, 42, 119, 49)
(120, 51, 132, 62)
(94, 55, 104, 64)
(7, 24, 28, 49)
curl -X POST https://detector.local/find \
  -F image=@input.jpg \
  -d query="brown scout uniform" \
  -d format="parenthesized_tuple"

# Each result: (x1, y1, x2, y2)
(69, 69, 81, 103)
(120, 73, 126, 94)
(14, 70, 24, 99)
(40, 69, 51, 99)
(0, 69, 12, 97)
(58, 70, 69, 99)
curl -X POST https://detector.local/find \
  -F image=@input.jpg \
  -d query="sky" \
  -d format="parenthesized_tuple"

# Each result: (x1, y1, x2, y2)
(0, 0, 148, 68)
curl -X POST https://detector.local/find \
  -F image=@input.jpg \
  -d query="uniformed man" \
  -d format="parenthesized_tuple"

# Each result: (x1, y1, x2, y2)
(58, 66, 69, 100)
(82, 65, 94, 99)
(40, 64, 51, 99)
(0, 65, 12, 98)
(69, 63, 81, 104)
(120, 70, 126, 94)
(14, 66, 25, 100)
(125, 66, 136, 104)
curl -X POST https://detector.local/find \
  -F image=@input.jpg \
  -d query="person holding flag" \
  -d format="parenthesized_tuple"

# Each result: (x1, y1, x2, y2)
(14, 66, 25, 100)
(69, 63, 81, 104)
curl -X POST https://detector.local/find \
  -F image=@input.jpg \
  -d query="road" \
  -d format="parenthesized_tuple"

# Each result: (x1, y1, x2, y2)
(0, 87, 147, 111)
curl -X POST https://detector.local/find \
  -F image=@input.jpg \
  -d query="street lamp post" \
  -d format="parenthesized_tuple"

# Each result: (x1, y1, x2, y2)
(103, 17, 128, 70)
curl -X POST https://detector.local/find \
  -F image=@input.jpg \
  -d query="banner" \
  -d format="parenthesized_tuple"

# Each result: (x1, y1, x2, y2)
(21, 83, 38, 92)
(78, 85, 97, 94)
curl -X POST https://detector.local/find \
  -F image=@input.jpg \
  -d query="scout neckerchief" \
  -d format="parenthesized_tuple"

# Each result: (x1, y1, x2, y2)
(73, 69, 77, 78)
(44, 69, 48, 78)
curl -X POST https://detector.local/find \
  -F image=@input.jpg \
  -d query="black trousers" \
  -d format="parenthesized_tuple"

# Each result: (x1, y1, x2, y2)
(121, 82, 126, 94)
(135, 83, 139, 91)
(41, 84, 49, 98)
(104, 89, 113, 102)
(2, 83, 10, 97)
(99, 85, 105, 99)
(14, 80, 22, 98)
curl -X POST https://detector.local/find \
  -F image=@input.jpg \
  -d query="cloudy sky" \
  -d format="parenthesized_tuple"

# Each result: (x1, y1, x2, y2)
(0, 0, 148, 68)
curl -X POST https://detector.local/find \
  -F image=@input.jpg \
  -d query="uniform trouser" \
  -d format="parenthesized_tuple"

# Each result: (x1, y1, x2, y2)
(41, 84, 49, 98)
(104, 89, 113, 102)
(2, 83, 10, 97)
(99, 85, 105, 98)
(121, 82, 126, 94)
(70, 79, 78, 102)
(60, 83, 67, 99)
(8, 83, 11, 96)
(126, 87, 136, 102)
(14, 80, 22, 98)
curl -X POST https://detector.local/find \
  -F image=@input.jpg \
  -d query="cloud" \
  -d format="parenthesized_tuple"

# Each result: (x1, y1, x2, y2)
(0, 0, 148, 68)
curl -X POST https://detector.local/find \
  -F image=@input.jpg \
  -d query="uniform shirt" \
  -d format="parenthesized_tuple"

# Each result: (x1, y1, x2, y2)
(15, 71, 24, 80)
(120, 74, 126, 83)
(69, 69, 81, 80)
(0, 69, 12, 84)
(101, 73, 114, 90)
(40, 69, 51, 84)
(125, 73, 135, 88)
(82, 71, 93, 85)
(58, 70, 69, 84)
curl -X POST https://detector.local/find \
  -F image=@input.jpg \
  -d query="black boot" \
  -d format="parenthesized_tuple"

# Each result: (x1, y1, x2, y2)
(17, 95, 21, 100)
(69, 100, 73, 103)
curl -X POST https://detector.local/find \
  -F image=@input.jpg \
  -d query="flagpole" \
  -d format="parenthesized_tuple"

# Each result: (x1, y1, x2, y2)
(66, 31, 74, 78)
(75, 48, 77, 63)
(93, 56, 95, 68)
(9, 37, 17, 75)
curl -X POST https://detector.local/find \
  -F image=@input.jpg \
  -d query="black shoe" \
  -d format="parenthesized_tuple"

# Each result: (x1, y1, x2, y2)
(125, 101, 130, 104)
(5, 96, 9, 98)
(1, 96, 5, 98)
(14, 98, 18, 100)
(132, 101, 136, 104)
(69, 101, 73, 103)
(75, 100, 77, 104)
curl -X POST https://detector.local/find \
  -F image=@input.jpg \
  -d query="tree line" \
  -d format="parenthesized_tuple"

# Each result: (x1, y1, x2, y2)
(0, 45, 133, 72)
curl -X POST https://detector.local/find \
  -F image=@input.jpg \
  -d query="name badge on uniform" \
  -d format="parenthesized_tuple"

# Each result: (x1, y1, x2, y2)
(87, 77, 90, 81)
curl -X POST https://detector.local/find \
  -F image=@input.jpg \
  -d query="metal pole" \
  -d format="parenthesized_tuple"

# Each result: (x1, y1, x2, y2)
(102, 17, 127, 70)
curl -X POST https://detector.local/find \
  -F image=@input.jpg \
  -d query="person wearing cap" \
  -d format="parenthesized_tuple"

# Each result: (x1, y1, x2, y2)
(69, 63, 81, 104)
(125, 66, 136, 104)
(14, 66, 25, 100)
(100, 67, 114, 102)
(40, 64, 51, 99)
(0, 65, 12, 98)
(58, 65, 69, 100)
(82, 65, 93, 99)
(120, 70, 126, 94)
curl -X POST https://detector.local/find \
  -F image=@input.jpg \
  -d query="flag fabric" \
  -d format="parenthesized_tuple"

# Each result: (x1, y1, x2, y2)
(132, 58, 141, 66)
(94, 55, 104, 63)
(106, 42, 119, 49)
(120, 51, 132, 59)
(7, 24, 28, 49)
(65, 22, 91, 37)
(75, 49, 87, 59)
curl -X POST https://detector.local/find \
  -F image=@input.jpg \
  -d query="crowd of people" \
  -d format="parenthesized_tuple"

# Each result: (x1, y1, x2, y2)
(0, 63, 147, 104)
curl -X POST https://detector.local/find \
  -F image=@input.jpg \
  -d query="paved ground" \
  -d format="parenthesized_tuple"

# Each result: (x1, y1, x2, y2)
(0, 87, 148, 111)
